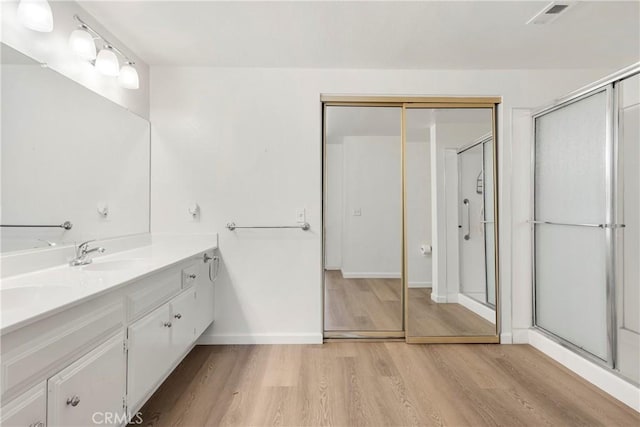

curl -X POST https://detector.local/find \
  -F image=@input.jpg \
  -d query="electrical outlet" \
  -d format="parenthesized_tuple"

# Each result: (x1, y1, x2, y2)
(296, 208, 306, 223)
(353, 208, 362, 216)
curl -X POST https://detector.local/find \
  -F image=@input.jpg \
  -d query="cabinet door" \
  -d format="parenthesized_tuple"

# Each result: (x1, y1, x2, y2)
(170, 288, 197, 360)
(127, 304, 172, 412)
(195, 257, 215, 337)
(47, 332, 125, 427)
(0, 381, 46, 427)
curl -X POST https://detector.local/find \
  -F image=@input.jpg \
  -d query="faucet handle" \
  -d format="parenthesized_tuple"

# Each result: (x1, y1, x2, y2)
(76, 240, 95, 254)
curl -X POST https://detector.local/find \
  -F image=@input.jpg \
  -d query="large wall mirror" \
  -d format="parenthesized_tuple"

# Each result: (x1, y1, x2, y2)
(322, 98, 499, 342)
(1, 43, 150, 253)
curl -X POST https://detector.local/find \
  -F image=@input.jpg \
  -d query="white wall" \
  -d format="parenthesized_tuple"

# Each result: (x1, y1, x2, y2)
(1, 61, 150, 252)
(150, 66, 612, 344)
(406, 141, 432, 287)
(443, 149, 460, 301)
(1, 0, 150, 118)
(324, 142, 343, 269)
(325, 136, 402, 277)
(341, 136, 401, 278)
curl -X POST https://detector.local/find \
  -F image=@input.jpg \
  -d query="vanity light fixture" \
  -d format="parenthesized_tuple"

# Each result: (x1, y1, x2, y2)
(69, 27, 97, 61)
(17, 0, 54, 32)
(95, 46, 119, 76)
(71, 15, 140, 89)
(118, 62, 139, 89)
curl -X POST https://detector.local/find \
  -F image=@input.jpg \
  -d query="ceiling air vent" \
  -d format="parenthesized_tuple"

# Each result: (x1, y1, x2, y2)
(527, 2, 574, 25)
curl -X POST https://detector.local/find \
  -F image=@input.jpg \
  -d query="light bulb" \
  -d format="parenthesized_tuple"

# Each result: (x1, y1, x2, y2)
(95, 47, 119, 76)
(118, 64, 139, 89)
(69, 28, 96, 61)
(17, 0, 54, 32)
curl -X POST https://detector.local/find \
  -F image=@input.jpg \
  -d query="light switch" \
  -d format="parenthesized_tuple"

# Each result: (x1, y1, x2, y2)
(353, 208, 362, 216)
(296, 208, 306, 223)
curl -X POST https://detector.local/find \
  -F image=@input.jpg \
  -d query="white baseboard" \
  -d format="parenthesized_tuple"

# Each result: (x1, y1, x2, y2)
(341, 271, 401, 279)
(324, 266, 341, 271)
(197, 333, 323, 345)
(512, 328, 530, 344)
(408, 281, 432, 288)
(500, 332, 513, 344)
(528, 329, 640, 412)
(457, 293, 496, 324)
(431, 293, 447, 303)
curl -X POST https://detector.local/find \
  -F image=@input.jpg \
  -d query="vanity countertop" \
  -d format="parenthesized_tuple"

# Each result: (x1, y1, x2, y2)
(0, 234, 218, 335)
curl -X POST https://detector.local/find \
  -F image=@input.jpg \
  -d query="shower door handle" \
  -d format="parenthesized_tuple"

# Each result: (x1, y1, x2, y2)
(463, 199, 470, 240)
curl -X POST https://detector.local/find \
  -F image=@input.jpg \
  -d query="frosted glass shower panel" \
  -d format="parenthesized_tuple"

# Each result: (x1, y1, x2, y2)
(535, 225, 608, 360)
(535, 91, 608, 224)
(534, 89, 609, 361)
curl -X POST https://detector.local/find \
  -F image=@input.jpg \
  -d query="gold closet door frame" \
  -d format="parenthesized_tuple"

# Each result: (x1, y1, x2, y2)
(321, 96, 502, 343)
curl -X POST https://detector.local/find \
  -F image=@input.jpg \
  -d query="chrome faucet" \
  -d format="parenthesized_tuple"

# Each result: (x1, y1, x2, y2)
(70, 240, 105, 266)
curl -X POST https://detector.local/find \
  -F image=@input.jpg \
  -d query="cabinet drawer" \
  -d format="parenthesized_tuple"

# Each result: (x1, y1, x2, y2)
(2, 300, 123, 400)
(181, 263, 199, 289)
(126, 268, 181, 322)
(126, 303, 172, 412)
(47, 332, 126, 427)
(0, 381, 46, 427)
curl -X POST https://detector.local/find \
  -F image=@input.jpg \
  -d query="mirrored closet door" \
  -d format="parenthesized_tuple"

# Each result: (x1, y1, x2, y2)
(322, 98, 500, 342)
(323, 106, 403, 336)
(404, 106, 498, 342)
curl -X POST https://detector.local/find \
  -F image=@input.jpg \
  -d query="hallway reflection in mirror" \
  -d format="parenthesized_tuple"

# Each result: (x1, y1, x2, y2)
(323, 106, 403, 333)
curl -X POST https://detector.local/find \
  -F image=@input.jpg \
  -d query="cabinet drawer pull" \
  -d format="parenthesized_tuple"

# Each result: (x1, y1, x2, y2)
(174, 313, 182, 319)
(163, 321, 172, 328)
(188, 273, 197, 279)
(66, 395, 81, 407)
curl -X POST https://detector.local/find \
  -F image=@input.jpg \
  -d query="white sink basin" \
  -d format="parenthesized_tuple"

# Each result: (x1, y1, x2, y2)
(1, 285, 76, 310)
(82, 259, 148, 272)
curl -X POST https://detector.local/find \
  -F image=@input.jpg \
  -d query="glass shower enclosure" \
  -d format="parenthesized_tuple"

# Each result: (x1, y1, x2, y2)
(532, 71, 639, 384)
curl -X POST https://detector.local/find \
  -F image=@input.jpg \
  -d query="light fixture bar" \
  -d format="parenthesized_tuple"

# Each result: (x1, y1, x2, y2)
(73, 14, 134, 65)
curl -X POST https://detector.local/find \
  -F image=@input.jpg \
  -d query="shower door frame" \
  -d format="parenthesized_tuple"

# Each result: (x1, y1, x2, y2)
(321, 96, 502, 343)
(457, 134, 495, 310)
(530, 64, 640, 371)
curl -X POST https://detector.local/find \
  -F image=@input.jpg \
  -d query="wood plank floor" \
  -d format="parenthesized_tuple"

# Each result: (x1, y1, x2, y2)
(324, 271, 495, 336)
(324, 271, 402, 331)
(133, 343, 639, 427)
(408, 288, 496, 337)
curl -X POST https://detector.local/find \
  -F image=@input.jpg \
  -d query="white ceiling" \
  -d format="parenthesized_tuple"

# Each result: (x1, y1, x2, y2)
(78, 1, 640, 69)
(326, 106, 491, 143)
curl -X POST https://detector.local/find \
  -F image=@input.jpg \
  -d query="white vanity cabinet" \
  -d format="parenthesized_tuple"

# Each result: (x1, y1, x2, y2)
(0, 245, 217, 427)
(0, 382, 46, 427)
(126, 302, 173, 413)
(169, 287, 197, 359)
(47, 333, 126, 427)
(126, 286, 197, 412)
(195, 250, 217, 337)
